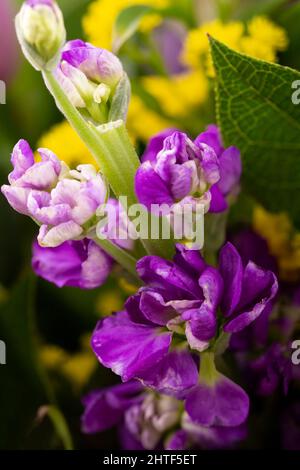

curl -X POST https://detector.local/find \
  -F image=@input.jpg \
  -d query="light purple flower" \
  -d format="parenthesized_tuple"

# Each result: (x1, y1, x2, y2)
(140, 125, 241, 213)
(1, 140, 108, 248)
(32, 238, 113, 289)
(1, 140, 61, 215)
(136, 131, 219, 214)
(61, 40, 123, 88)
(33, 164, 107, 247)
(56, 40, 125, 115)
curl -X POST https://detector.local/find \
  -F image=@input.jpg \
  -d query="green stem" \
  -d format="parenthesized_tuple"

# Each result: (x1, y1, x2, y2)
(200, 352, 218, 386)
(42, 71, 139, 206)
(94, 237, 139, 282)
(42, 70, 175, 259)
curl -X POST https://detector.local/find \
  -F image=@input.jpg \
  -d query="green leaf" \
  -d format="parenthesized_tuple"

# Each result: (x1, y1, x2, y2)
(37, 406, 73, 450)
(109, 73, 131, 122)
(210, 37, 300, 228)
(112, 5, 155, 53)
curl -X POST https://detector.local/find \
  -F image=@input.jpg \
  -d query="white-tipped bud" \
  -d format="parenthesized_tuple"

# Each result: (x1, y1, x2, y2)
(15, 0, 66, 70)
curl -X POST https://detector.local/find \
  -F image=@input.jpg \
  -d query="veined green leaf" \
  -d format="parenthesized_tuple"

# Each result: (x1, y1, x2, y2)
(210, 36, 300, 227)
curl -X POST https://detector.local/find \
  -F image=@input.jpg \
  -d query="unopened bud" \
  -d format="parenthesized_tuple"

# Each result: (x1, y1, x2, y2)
(15, 0, 66, 70)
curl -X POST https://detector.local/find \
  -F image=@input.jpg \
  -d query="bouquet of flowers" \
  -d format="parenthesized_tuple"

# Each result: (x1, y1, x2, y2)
(1, 0, 300, 451)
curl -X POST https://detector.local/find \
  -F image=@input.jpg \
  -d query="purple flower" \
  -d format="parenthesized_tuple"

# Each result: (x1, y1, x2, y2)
(34, 165, 107, 247)
(220, 242, 278, 333)
(1, 140, 61, 215)
(195, 125, 241, 212)
(140, 125, 241, 213)
(82, 381, 247, 450)
(91, 245, 219, 395)
(60, 40, 123, 88)
(1, 140, 108, 248)
(91, 242, 277, 394)
(81, 381, 144, 434)
(82, 382, 182, 450)
(32, 238, 113, 289)
(136, 130, 219, 214)
(56, 40, 125, 120)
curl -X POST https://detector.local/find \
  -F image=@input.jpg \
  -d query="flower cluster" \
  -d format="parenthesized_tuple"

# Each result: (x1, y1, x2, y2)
(1, 139, 133, 289)
(87, 243, 277, 448)
(1, 140, 107, 247)
(3, 0, 294, 453)
(82, 380, 248, 450)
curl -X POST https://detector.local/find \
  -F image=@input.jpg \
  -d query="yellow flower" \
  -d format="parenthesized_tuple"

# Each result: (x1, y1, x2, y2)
(41, 335, 97, 390)
(95, 288, 124, 316)
(183, 16, 288, 76)
(127, 95, 174, 142)
(37, 120, 97, 169)
(247, 16, 288, 52)
(142, 70, 209, 119)
(83, 0, 169, 50)
(253, 206, 300, 282)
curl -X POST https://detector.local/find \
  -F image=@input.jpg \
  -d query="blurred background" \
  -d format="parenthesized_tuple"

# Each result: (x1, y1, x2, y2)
(0, 0, 300, 449)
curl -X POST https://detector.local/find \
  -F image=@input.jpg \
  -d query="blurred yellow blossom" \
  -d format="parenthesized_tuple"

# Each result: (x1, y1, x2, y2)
(41, 335, 97, 390)
(118, 277, 139, 295)
(253, 206, 300, 282)
(247, 16, 288, 51)
(38, 121, 96, 169)
(83, 0, 169, 50)
(183, 16, 288, 76)
(127, 95, 174, 142)
(142, 70, 209, 119)
(95, 288, 124, 316)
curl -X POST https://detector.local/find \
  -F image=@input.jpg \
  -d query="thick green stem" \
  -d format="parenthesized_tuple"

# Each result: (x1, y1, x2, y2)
(42, 71, 139, 206)
(42, 70, 175, 259)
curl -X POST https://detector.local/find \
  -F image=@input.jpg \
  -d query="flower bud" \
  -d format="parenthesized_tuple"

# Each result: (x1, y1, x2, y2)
(56, 40, 130, 124)
(15, 0, 66, 71)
